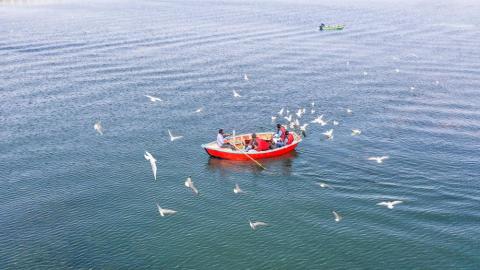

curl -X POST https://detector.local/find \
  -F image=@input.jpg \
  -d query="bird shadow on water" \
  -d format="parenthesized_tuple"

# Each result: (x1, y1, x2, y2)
(206, 152, 298, 177)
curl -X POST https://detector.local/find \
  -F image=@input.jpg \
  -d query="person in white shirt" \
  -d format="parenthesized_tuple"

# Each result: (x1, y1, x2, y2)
(217, 129, 235, 150)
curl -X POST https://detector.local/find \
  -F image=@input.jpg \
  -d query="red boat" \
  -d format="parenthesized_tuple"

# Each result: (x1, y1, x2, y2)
(202, 132, 302, 160)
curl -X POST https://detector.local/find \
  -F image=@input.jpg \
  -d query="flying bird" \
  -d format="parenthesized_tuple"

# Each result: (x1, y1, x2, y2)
(144, 151, 157, 180)
(284, 115, 292, 122)
(346, 108, 353, 114)
(156, 203, 177, 217)
(184, 176, 199, 195)
(233, 183, 244, 194)
(94, 121, 103, 135)
(311, 115, 327, 126)
(351, 129, 361, 136)
(323, 129, 334, 139)
(315, 182, 331, 188)
(332, 211, 342, 222)
(311, 101, 315, 107)
(368, 156, 389, 163)
(377, 200, 403, 209)
(311, 108, 315, 114)
(145, 95, 162, 102)
(244, 74, 249, 81)
(278, 108, 284, 116)
(249, 220, 268, 230)
(271, 116, 277, 122)
(233, 90, 241, 98)
(300, 123, 309, 131)
(168, 130, 183, 142)
(332, 120, 339, 126)
(363, 71, 368, 76)
(195, 107, 203, 113)
(395, 68, 400, 73)
(296, 109, 303, 118)
(410, 86, 415, 90)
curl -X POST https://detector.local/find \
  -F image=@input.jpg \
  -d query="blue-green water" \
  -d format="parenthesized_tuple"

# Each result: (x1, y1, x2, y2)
(1, 0, 480, 269)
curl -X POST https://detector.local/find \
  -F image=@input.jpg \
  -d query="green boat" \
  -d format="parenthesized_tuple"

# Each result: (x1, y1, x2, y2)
(319, 24, 344, 31)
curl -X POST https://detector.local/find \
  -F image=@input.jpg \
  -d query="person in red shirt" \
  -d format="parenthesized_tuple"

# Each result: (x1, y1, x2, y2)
(247, 133, 270, 152)
(284, 130, 295, 145)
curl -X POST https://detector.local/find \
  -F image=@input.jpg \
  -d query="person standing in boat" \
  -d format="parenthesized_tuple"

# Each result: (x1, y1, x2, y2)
(217, 129, 235, 150)
(274, 123, 287, 147)
(319, 23, 325, 31)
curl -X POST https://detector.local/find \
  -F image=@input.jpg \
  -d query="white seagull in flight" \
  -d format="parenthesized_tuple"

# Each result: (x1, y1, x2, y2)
(332, 211, 342, 222)
(156, 203, 177, 217)
(377, 200, 403, 209)
(233, 183, 244, 194)
(233, 89, 241, 98)
(144, 151, 157, 180)
(168, 130, 183, 142)
(145, 95, 162, 102)
(184, 176, 199, 195)
(368, 156, 389, 163)
(94, 121, 103, 135)
(249, 220, 268, 230)
(323, 129, 334, 139)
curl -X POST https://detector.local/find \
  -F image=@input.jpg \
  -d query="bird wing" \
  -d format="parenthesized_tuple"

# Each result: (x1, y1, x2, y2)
(391, 200, 403, 205)
(151, 161, 157, 180)
(377, 202, 388, 206)
(333, 211, 341, 221)
(381, 156, 389, 160)
(254, 221, 268, 226)
(368, 157, 378, 161)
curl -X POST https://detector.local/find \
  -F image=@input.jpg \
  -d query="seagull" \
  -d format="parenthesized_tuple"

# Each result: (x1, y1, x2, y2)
(363, 71, 368, 76)
(377, 200, 403, 209)
(294, 119, 300, 126)
(184, 176, 199, 195)
(351, 129, 361, 136)
(233, 183, 244, 194)
(286, 109, 290, 115)
(368, 156, 389, 163)
(156, 203, 177, 217)
(168, 130, 183, 142)
(395, 68, 400, 73)
(145, 95, 162, 102)
(278, 108, 284, 116)
(332, 120, 339, 126)
(233, 89, 241, 98)
(244, 74, 249, 81)
(195, 107, 203, 113)
(284, 115, 292, 122)
(94, 121, 103, 135)
(410, 86, 415, 90)
(435, 80, 440, 85)
(296, 109, 303, 118)
(311, 115, 327, 126)
(323, 129, 334, 139)
(315, 182, 331, 188)
(300, 123, 309, 131)
(302, 108, 306, 114)
(311, 101, 315, 107)
(346, 108, 353, 114)
(332, 211, 342, 222)
(249, 220, 268, 230)
(346, 61, 350, 66)
(311, 109, 315, 114)
(271, 116, 277, 122)
(144, 151, 157, 180)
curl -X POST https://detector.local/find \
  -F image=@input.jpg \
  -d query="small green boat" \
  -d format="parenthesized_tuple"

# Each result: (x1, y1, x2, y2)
(319, 24, 344, 31)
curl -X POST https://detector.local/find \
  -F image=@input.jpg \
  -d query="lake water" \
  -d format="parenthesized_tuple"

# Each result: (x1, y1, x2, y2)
(1, 0, 479, 269)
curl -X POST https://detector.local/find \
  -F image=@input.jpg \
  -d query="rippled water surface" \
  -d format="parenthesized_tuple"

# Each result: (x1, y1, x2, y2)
(1, 0, 480, 269)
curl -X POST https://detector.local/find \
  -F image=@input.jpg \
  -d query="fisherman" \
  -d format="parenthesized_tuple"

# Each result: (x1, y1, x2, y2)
(217, 129, 235, 150)
(319, 23, 325, 31)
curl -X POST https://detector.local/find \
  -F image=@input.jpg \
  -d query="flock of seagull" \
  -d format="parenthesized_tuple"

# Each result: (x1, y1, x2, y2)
(93, 72, 403, 230)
